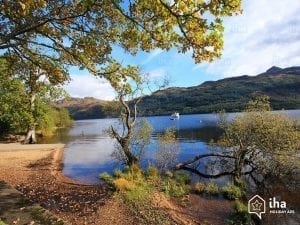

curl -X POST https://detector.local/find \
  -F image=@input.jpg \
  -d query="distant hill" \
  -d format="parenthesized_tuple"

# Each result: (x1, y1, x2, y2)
(57, 97, 112, 120)
(59, 66, 300, 119)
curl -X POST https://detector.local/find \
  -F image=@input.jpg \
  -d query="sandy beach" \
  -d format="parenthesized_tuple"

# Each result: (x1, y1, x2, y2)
(0, 143, 135, 225)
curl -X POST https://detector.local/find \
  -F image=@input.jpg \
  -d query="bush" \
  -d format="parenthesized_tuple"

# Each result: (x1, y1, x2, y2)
(113, 168, 123, 178)
(146, 166, 159, 179)
(99, 172, 114, 184)
(174, 172, 191, 185)
(114, 178, 134, 191)
(227, 200, 253, 225)
(222, 183, 245, 200)
(205, 182, 219, 195)
(194, 182, 206, 193)
(163, 180, 189, 197)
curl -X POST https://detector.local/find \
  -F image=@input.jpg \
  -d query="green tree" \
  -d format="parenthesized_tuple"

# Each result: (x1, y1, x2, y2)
(6, 56, 68, 143)
(0, 59, 31, 136)
(175, 96, 300, 185)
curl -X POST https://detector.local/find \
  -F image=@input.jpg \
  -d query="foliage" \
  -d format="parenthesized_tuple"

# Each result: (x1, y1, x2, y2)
(1, 0, 242, 70)
(37, 106, 73, 136)
(176, 95, 300, 190)
(155, 128, 180, 171)
(110, 118, 153, 166)
(0, 220, 7, 225)
(205, 182, 219, 195)
(99, 172, 114, 185)
(0, 62, 32, 135)
(218, 96, 300, 180)
(163, 179, 190, 198)
(222, 183, 245, 200)
(131, 119, 153, 161)
(194, 182, 206, 194)
(163, 172, 191, 197)
(174, 172, 191, 185)
(227, 200, 254, 225)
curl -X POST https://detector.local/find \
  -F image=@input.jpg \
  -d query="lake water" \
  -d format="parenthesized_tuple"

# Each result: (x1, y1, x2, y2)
(43, 110, 300, 184)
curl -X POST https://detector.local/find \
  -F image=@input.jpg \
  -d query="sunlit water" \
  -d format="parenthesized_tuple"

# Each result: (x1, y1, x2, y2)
(42, 110, 300, 184)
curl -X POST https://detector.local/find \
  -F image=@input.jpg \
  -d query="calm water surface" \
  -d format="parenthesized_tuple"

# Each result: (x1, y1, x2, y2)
(43, 110, 300, 184)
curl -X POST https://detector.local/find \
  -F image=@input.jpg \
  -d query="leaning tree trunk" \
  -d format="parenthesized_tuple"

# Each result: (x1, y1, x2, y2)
(24, 93, 37, 144)
(120, 137, 138, 166)
(24, 126, 37, 144)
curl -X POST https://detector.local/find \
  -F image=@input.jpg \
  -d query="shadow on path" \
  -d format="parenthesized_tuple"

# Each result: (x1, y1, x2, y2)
(0, 180, 65, 225)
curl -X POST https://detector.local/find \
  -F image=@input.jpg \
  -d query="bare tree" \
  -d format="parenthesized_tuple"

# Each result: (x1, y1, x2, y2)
(104, 63, 169, 166)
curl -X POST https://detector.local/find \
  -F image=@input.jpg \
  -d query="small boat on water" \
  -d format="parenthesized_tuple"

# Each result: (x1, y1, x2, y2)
(170, 112, 180, 120)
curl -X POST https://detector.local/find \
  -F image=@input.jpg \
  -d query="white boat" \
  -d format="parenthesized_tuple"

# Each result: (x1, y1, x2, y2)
(170, 112, 180, 120)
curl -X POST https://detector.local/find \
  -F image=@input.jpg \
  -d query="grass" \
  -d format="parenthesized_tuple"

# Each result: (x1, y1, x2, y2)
(222, 183, 245, 200)
(31, 208, 65, 225)
(99, 165, 190, 224)
(0, 220, 7, 225)
(194, 182, 206, 193)
(205, 182, 219, 195)
(227, 200, 253, 225)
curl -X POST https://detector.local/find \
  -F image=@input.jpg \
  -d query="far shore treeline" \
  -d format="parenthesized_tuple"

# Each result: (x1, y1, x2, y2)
(58, 66, 300, 120)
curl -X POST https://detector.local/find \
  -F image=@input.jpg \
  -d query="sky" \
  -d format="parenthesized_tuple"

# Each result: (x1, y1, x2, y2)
(64, 0, 300, 100)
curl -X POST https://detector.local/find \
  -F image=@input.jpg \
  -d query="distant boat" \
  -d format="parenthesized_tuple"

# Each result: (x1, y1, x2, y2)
(170, 112, 180, 120)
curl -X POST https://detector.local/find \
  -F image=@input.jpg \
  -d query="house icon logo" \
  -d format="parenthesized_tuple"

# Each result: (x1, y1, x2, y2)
(248, 195, 266, 219)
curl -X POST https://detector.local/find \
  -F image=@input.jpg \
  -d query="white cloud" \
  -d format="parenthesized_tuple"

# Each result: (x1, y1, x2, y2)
(64, 74, 116, 100)
(194, 0, 300, 77)
(146, 68, 166, 78)
(142, 49, 163, 64)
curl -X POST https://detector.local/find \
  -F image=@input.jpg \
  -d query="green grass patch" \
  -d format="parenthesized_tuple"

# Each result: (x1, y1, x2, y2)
(205, 182, 219, 195)
(227, 200, 253, 225)
(222, 183, 245, 200)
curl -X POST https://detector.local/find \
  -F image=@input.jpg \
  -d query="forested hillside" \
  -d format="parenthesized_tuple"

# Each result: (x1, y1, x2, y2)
(59, 66, 300, 119)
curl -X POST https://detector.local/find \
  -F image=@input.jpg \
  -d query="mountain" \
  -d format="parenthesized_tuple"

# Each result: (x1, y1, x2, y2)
(57, 97, 112, 120)
(59, 66, 300, 119)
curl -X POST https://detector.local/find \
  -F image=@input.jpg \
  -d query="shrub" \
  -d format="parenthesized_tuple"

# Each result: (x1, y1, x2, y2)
(163, 178, 190, 197)
(113, 168, 123, 178)
(222, 183, 245, 200)
(99, 172, 114, 184)
(205, 182, 219, 195)
(227, 200, 253, 225)
(146, 166, 159, 179)
(194, 182, 206, 193)
(165, 170, 173, 178)
(174, 172, 191, 185)
(114, 178, 134, 191)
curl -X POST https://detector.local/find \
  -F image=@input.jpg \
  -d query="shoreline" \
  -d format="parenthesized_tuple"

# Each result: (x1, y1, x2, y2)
(0, 143, 235, 225)
(0, 143, 134, 225)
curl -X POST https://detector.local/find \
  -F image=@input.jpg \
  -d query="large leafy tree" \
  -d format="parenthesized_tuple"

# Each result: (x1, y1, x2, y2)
(1, 0, 242, 74)
(5, 55, 69, 143)
(0, 59, 31, 135)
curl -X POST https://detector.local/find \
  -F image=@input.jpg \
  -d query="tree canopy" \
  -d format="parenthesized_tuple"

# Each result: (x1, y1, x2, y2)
(1, 0, 242, 80)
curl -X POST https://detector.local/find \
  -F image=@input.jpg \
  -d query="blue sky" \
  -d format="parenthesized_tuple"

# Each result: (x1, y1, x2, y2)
(65, 0, 300, 100)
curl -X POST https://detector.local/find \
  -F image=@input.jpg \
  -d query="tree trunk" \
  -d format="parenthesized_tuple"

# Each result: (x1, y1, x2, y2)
(120, 137, 138, 166)
(24, 127, 37, 144)
(24, 93, 37, 144)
